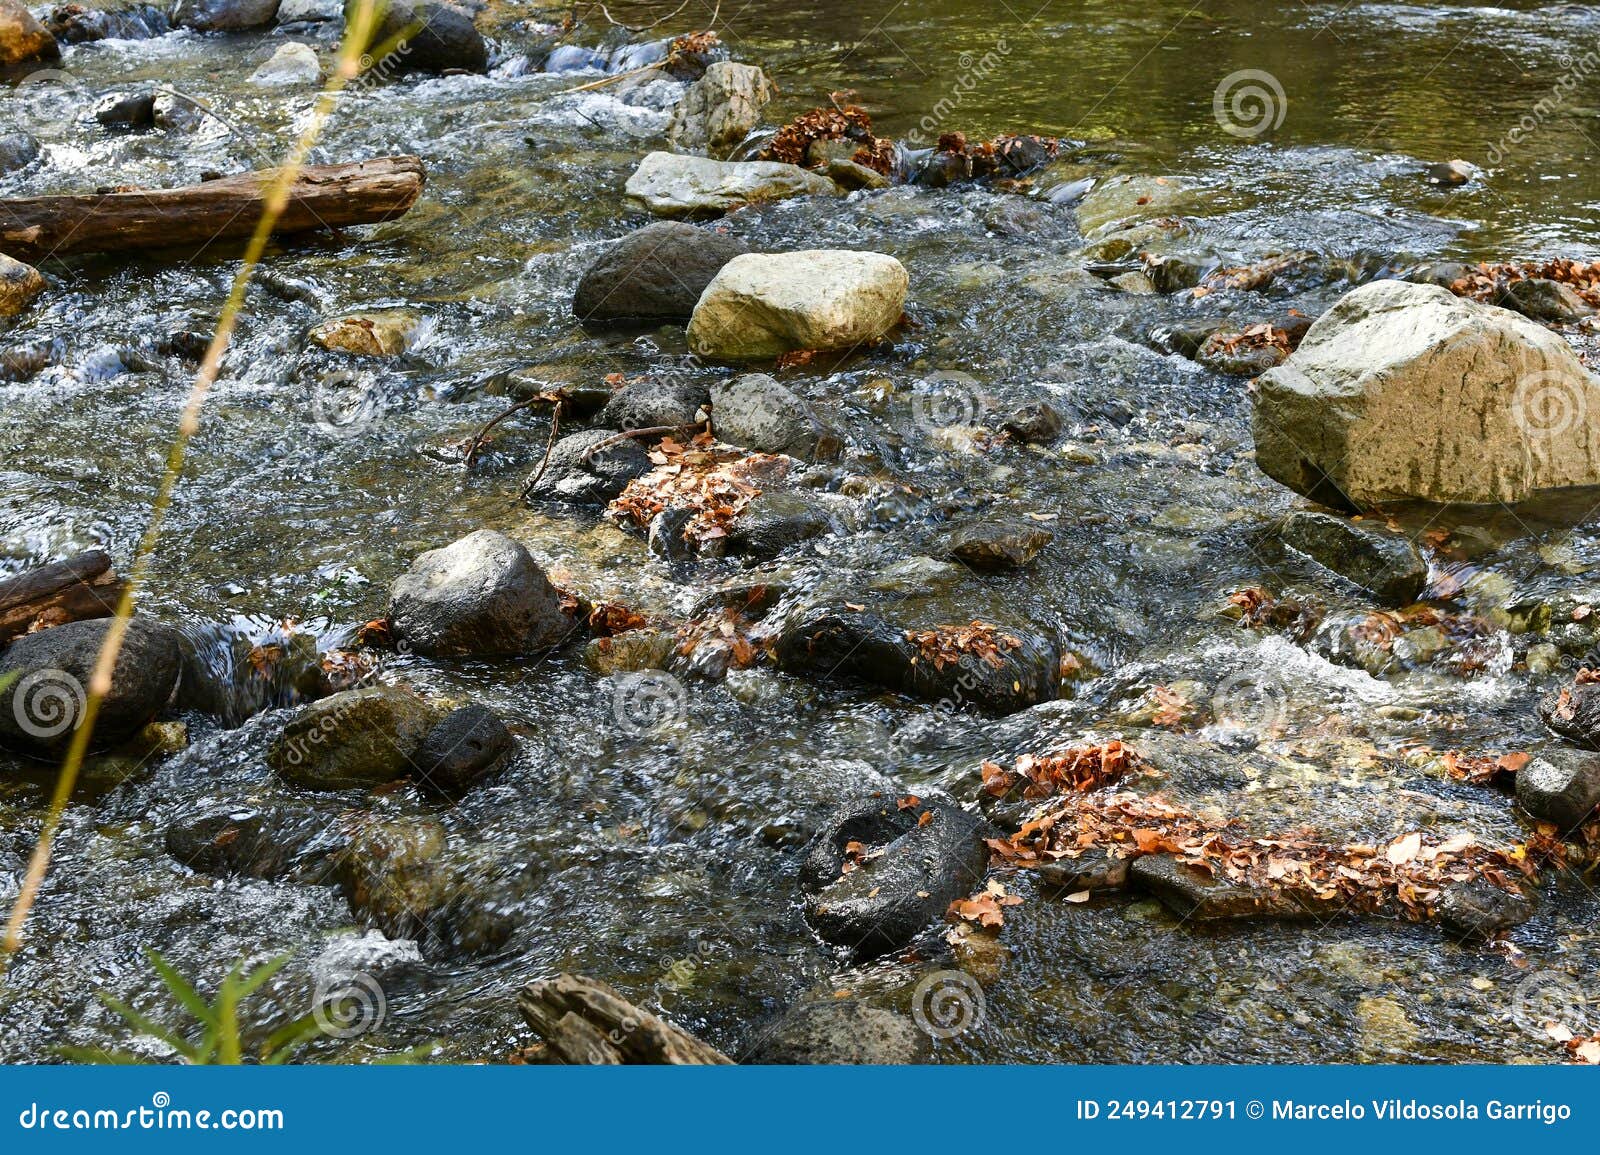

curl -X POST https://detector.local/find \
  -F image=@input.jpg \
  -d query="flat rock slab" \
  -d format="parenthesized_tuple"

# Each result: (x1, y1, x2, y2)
(623, 151, 837, 219)
(1129, 854, 1316, 922)
(1278, 508, 1427, 605)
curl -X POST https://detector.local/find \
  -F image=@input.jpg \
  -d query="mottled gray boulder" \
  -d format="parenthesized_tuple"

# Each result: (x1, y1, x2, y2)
(172, 0, 279, 31)
(269, 684, 445, 790)
(1278, 509, 1427, 605)
(801, 796, 990, 958)
(624, 151, 837, 219)
(597, 378, 708, 432)
(688, 250, 908, 361)
(1515, 750, 1600, 831)
(709, 373, 841, 460)
(946, 519, 1053, 570)
(775, 607, 1060, 715)
(1252, 281, 1600, 506)
(725, 492, 836, 558)
(1538, 682, 1600, 749)
(364, 0, 486, 75)
(1498, 278, 1592, 324)
(249, 41, 321, 86)
(1436, 880, 1535, 942)
(747, 998, 928, 1064)
(0, 132, 40, 174)
(572, 221, 750, 324)
(0, 618, 181, 755)
(667, 61, 773, 154)
(522, 429, 652, 505)
(388, 530, 570, 657)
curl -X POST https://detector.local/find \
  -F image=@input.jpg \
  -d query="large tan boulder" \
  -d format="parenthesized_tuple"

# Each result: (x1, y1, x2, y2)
(624, 152, 837, 218)
(687, 250, 908, 361)
(0, 0, 57, 66)
(668, 62, 773, 155)
(1252, 280, 1600, 506)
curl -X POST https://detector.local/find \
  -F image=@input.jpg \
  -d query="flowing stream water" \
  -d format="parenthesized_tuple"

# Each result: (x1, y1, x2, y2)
(3, 0, 1600, 1063)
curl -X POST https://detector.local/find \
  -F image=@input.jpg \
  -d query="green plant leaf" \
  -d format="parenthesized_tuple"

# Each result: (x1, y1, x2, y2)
(98, 993, 198, 1061)
(145, 949, 216, 1027)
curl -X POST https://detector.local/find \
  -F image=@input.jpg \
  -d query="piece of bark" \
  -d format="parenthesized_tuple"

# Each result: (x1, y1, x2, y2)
(517, 973, 732, 1065)
(0, 551, 125, 644)
(0, 156, 425, 262)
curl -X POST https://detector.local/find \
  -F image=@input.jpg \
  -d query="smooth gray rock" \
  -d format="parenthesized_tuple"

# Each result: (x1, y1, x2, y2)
(623, 151, 837, 219)
(522, 429, 652, 505)
(269, 685, 444, 790)
(1516, 750, 1600, 830)
(573, 221, 750, 324)
(597, 378, 708, 432)
(172, 0, 279, 31)
(388, 530, 571, 657)
(709, 373, 841, 460)
(1278, 509, 1427, 605)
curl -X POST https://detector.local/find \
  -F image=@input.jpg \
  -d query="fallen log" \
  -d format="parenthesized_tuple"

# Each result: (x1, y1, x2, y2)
(517, 973, 732, 1064)
(0, 156, 425, 262)
(0, 551, 125, 644)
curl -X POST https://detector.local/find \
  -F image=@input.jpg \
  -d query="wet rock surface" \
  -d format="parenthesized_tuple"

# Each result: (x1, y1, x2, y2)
(1277, 509, 1427, 605)
(268, 685, 446, 790)
(623, 152, 837, 218)
(572, 221, 750, 324)
(709, 373, 842, 460)
(522, 428, 653, 505)
(1515, 750, 1600, 831)
(388, 530, 571, 657)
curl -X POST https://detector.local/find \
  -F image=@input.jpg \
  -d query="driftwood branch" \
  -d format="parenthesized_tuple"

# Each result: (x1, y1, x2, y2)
(0, 551, 125, 644)
(0, 156, 426, 262)
(517, 973, 732, 1064)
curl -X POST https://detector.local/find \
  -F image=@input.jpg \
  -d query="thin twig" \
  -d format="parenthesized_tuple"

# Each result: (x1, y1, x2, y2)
(578, 423, 698, 462)
(592, 0, 691, 32)
(517, 405, 566, 502)
(550, 58, 666, 97)
(462, 393, 564, 469)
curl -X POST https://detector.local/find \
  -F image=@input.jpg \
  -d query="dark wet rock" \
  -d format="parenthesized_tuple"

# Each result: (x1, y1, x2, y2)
(999, 400, 1062, 444)
(1196, 329, 1287, 376)
(1497, 277, 1593, 324)
(1422, 159, 1473, 186)
(725, 491, 835, 558)
(388, 530, 571, 657)
(166, 803, 345, 883)
(0, 0, 59, 64)
(95, 92, 156, 130)
(541, 44, 605, 71)
(983, 198, 1051, 237)
(1436, 880, 1534, 942)
(747, 997, 928, 1064)
(573, 221, 750, 325)
(800, 796, 990, 958)
(269, 684, 445, 790)
(1278, 509, 1426, 605)
(151, 91, 206, 132)
(1129, 854, 1313, 922)
(1515, 750, 1600, 831)
(647, 507, 697, 562)
(1034, 848, 1132, 894)
(946, 519, 1053, 570)
(1142, 252, 1211, 294)
(818, 156, 889, 191)
(45, 2, 170, 41)
(1149, 320, 1227, 359)
(412, 704, 513, 796)
(523, 428, 652, 505)
(1400, 261, 1474, 289)
(667, 61, 772, 155)
(661, 35, 727, 81)
(710, 373, 842, 461)
(913, 148, 972, 189)
(365, 0, 487, 75)
(171, 0, 278, 30)
(0, 132, 40, 174)
(0, 618, 181, 755)
(1538, 682, 1600, 749)
(597, 378, 708, 433)
(775, 607, 1061, 715)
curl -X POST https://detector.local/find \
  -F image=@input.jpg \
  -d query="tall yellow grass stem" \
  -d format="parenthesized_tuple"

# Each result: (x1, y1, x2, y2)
(2, 0, 388, 961)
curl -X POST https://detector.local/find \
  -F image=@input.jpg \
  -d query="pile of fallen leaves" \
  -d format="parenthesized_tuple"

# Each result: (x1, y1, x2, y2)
(1450, 258, 1600, 309)
(674, 606, 769, 670)
(670, 30, 720, 56)
(1222, 586, 1323, 639)
(1440, 750, 1529, 788)
(1199, 322, 1295, 360)
(606, 433, 791, 548)
(947, 878, 1023, 931)
(586, 601, 650, 637)
(929, 131, 1060, 177)
(987, 789, 1537, 922)
(1348, 604, 1499, 673)
(904, 620, 1021, 671)
(981, 742, 1145, 800)
(761, 98, 894, 174)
